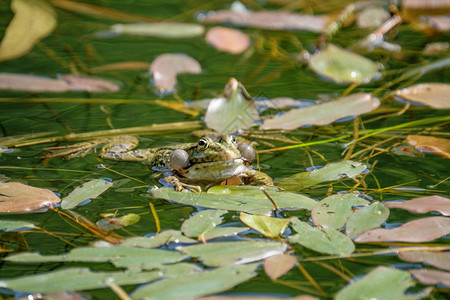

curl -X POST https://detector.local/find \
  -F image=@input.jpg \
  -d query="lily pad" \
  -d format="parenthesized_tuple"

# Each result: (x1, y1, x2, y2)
(0, 220, 35, 231)
(181, 209, 227, 239)
(205, 78, 259, 134)
(0, 267, 161, 293)
(309, 44, 381, 84)
(277, 161, 367, 191)
(109, 22, 204, 38)
(61, 179, 113, 209)
(311, 193, 370, 229)
(205, 27, 250, 54)
(240, 212, 291, 238)
(120, 230, 197, 248)
(260, 93, 380, 130)
(179, 240, 287, 266)
(346, 202, 390, 239)
(408, 269, 450, 287)
(395, 83, 450, 109)
(151, 186, 317, 215)
(384, 195, 450, 216)
(132, 264, 258, 300)
(203, 226, 249, 240)
(150, 53, 201, 93)
(264, 254, 297, 280)
(354, 216, 450, 243)
(289, 218, 355, 256)
(0, 182, 61, 213)
(399, 250, 450, 271)
(407, 135, 450, 159)
(0, 0, 56, 62)
(335, 266, 418, 300)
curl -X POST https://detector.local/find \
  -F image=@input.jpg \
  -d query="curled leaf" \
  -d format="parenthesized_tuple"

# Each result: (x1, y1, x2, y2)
(150, 53, 201, 93)
(260, 93, 380, 130)
(0, 0, 56, 62)
(240, 212, 291, 238)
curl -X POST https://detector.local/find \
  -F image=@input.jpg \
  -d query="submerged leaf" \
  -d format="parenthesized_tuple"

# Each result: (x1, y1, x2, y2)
(260, 93, 380, 130)
(132, 264, 258, 300)
(395, 83, 450, 109)
(150, 53, 201, 93)
(179, 241, 287, 266)
(354, 217, 450, 242)
(264, 254, 297, 280)
(0, 0, 56, 62)
(240, 212, 291, 238)
(408, 269, 450, 288)
(96, 213, 140, 231)
(205, 78, 259, 134)
(0, 73, 120, 92)
(181, 209, 227, 239)
(384, 195, 450, 216)
(0, 267, 161, 293)
(151, 186, 317, 215)
(205, 27, 250, 54)
(335, 266, 417, 300)
(110, 22, 204, 38)
(399, 250, 450, 271)
(61, 179, 113, 209)
(0, 182, 61, 213)
(200, 8, 328, 32)
(407, 135, 450, 159)
(346, 202, 390, 239)
(289, 218, 355, 256)
(277, 161, 367, 191)
(309, 44, 381, 84)
(311, 193, 370, 229)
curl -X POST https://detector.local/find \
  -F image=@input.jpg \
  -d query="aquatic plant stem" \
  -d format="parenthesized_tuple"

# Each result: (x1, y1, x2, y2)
(148, 200, 161, 233)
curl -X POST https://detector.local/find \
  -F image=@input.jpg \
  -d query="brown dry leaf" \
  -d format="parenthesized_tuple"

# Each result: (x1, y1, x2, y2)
(260, 93, 380, 130)
(0, 73, 120, 92)
(395, 83, 450, 109)
(199, 8, 328, 32)
(0, 0, 57, 62)
(264, 254, 297, 280)
(408, 269, 450, 287)
(205, 26, 250, 54)
(0, 182, 61, 213)
(399, 250, 450, 271)
(407, 135, 450, 159)
(384, 196, 450, 216)
(354, 217, 450, 243)
(150, 53, 201, 93)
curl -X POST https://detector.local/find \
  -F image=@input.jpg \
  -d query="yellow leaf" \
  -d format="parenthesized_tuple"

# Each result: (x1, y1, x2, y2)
(0, 0, 57, 62)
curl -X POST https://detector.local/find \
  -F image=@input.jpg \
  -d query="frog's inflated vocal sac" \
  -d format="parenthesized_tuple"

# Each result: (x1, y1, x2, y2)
(46, 135, 272, 192)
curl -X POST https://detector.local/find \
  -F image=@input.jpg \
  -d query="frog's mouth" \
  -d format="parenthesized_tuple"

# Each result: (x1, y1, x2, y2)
(180, 158, 249, 181)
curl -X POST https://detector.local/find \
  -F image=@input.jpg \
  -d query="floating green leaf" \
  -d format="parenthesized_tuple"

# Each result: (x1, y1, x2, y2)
(335, 266, 419, 300)
(61, 179, 113, 209)
(132, 264, 258, 300)
(151, 186, 317, 215)
(0, 0, 57, 62)
(240, 212, 291, 238)
(309, 44, 381, 84)
(311, 193, 370, 229)
(0, 220, 35, 231)
(203, 226, 249, 240)
(179, 240, 287, 266)
(289, 218, 354, 256)
(120, 230, 197, 248)
(181, 209, 227, 239)
(0, 267, 161, 293)
(346, 202, 390, 239)
(277, 161, 367, 191)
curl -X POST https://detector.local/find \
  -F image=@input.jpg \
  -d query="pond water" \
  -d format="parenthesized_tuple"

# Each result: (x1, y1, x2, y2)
(0, 0, 449, 299)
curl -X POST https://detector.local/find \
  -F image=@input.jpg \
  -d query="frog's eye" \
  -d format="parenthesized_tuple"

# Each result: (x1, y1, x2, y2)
(198, 138, 209, 148)
(237, 143, 255, 163)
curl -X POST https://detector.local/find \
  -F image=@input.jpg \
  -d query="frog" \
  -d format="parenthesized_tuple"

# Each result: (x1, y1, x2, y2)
(45, 135, 273, 192)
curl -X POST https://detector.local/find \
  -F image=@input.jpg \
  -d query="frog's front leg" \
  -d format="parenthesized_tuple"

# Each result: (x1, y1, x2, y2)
(99, 136, 153, 162)
(162, 175, 202, 193)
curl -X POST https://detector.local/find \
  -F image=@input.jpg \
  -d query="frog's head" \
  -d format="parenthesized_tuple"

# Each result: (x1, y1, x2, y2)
(170, 135, 255, 182)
